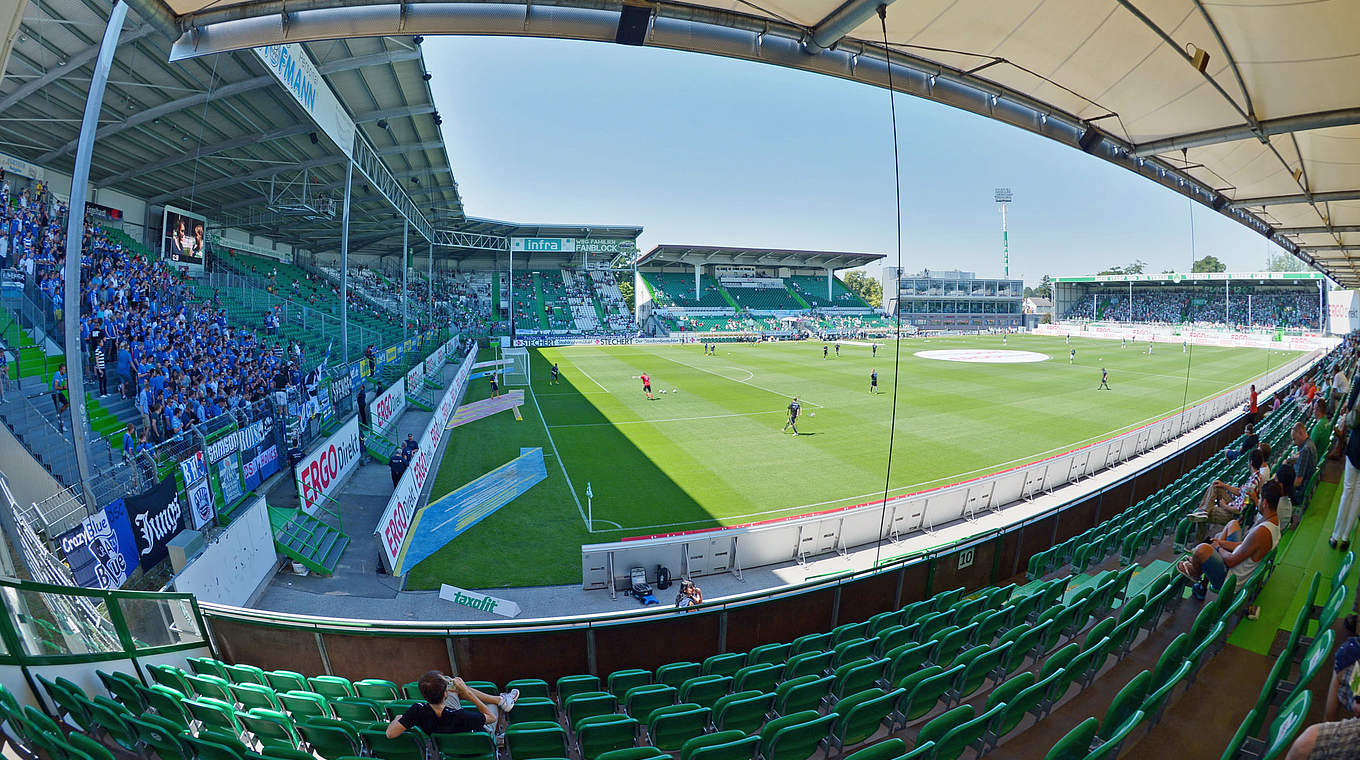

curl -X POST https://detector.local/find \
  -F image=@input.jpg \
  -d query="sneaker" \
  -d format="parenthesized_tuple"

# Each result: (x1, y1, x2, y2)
(500, 689, 518, 712)
(1187, 510, 1210, 523)
(1342, 541, 1351, 553)
(1192, 582, 1207, 602)
(1330, 538, 1339, 550)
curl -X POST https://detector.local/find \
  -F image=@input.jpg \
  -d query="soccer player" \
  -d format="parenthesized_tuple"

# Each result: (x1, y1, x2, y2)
(1003, 335, 1007, 346)
(872, 343, 878, 358)
(823, 345, 828, 359)
(1065, 335, 1070, 345)
(783, 396, 801, 435)
(550, 363, 560, 385)
(641, 372, 654, 400)
(1147, 341, 1154, 355)
(1182, 340, 1187, 353)
(1122, 338, 1126, 349)
(1099, 367, 1111, 390)
(870, 369, 878, 394)
(1069, 348, 1076, 364)
(489, 372, 500, 399)
(834, 342, 840, 357)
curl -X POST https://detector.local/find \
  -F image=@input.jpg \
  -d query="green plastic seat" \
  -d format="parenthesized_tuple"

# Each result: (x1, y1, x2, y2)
(647, 704, 709, 750)
(505, 720, 568, 760)
(1041, 716, 1098, 760)
(623, 685, 676, 723)
(681, 730, 760, 760)
(784, 651, 834, 681)
(558, 675, 602, 706)
(183, 696, 245, 738)
(354, 679, 402, 701)
(759, 710, 836, 760)
(935, 624, 978, 666)
(831, 658, 887, 701)
(932, 702, 1004, 760)
(308, 676, 355, 700)
(656, 664, 701, 690)
(97, 670, 146, 713)
(713, 689, 774, 734)
(749, 643, 792, 665)
(792, 633, 832, 656)
(296, 721, 362, 760)
(873, 625, 914, 657)
(1152, 634, 1190, 686)
(241, 708, 302, 751)
(1280, 629, 1334, 706)
(1141, 661, 1192, 726)
(774, 675, 831, 716)
(843, 738, 907, 760)
(598, 748, 668, 760)
(86, 696, 138, 753)
(703, 652, 748, 677)
(331, 697, 383, 724)
(608, 670, 653, 699)
(832, 639, 876, 667)
(891, 664, 962, 728)
(434, 730, 498, 760)
(363, 727, 429, 760)
(1088, 710, 1143, 760)
(181, 732, 243, 760)
(127, 716, 191, 760)
(1100, 670, 1150, 742)
(679, 675, 732, 709)
(948, 642, 1010, 704)
(828, 688, 901, 756)
(279, 690, 331, 721)
(916, 705, 971, 750)
(231, 682, 283, 711)
(972, 607, 1012, 646)
(983, 676, 1042, 751)
(223, 663, 268, 686)
(148, 665, 193, 695)
(565, 691, 618, 730)
(266, 671, 308, 694)
(734, 663, 783, 694)
(577, 715, 639, 760)
(1261, 690, 1312, 760)
(884, 641, 936, 687)
(188, 657, 230, 680)
(508, 679, 551, 700)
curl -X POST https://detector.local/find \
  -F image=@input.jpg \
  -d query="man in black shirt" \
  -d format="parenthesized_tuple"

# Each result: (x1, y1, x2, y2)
(386, 671, 517, 738)
(389, 450, 407, 487)
(1224, 421, 1258, 463)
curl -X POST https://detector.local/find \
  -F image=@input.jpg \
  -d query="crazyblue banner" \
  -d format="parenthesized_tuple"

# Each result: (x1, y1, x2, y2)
(57, 499, 140, 590)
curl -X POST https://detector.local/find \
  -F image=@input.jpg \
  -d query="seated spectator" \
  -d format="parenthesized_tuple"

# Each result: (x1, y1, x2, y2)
(1193, 448, 1269, 525)
(1274, 463, 1296, 530)
(1225, 421, 1258, 462)
(385, 672, 517, 738)
(1314, 398, 1335, 457)
(1177, 480, 1282, 600)
(1287, 616, 1360, 759)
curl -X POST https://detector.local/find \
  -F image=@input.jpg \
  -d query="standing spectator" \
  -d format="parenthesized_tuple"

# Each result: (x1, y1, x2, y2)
(402, 433, 418, 458)
(1249, 384, 1259, 423)
(121, 423, 137, 466)
(93, 337, 108, 396)
(51, 362, 69, 432)
(1332, 398, 1360, 552)
(356, 380, 369, 427)
(389, 449, 407, 488)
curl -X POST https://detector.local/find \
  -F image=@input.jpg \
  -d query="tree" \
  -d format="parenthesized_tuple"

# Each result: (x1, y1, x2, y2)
(1033, 275, 1052, 299)
(843, 270, 882, 308)
(617, 278, 634, 310)
(1267, 253, 1308, 272)
(1023, 286, 1035, 297)
(1192, 255, 1226, 273)
(1096, 260, 1147, 276)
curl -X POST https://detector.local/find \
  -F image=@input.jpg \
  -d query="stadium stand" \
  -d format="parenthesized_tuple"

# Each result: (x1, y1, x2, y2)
(643, 272, 732, 309)
(786, 275, 869, 310)
(1059, 285, 1323, 331)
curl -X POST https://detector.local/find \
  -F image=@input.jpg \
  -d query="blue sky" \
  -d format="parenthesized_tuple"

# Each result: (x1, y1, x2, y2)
(424, 36, 1284, 284)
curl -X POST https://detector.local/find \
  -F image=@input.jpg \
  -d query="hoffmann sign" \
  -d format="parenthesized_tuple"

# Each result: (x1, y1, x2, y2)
(376, 341, 474, 572)
(295, 416, 362, 515)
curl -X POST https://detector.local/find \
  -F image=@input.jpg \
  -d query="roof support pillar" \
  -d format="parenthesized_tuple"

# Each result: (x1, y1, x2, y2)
(428, 239, 434, 327)
(340, 161, 353, 364)
(402, 220, 409, 344)
(695, 264, 701, 302)
(63, 0, 129, 513)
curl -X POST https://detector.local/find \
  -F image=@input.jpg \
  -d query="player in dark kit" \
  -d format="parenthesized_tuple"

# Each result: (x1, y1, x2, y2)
(550, 363, 560, 385)
(823, 345, 828, 359)
(870, 370, 878, 394)
(834, 343, 840, 357)
(641, 373, 654, 400)
(872, 344, 878, 358)
(783, 397, 801, 435)
(489, 373, 500, 398)
(1098, 367, 1111, 390)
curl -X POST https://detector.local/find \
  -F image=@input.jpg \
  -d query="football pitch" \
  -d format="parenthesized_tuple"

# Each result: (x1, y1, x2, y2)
(410, 334, 1297, 590)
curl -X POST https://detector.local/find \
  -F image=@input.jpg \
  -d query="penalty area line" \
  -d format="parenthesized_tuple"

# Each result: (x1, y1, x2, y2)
(652, 353, 823, 408)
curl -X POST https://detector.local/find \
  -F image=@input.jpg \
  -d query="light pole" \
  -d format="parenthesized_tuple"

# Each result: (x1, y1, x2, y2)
(995, 188, 1013, 278)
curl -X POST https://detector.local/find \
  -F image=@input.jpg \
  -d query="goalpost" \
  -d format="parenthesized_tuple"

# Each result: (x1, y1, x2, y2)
(501, 347, 530, 386)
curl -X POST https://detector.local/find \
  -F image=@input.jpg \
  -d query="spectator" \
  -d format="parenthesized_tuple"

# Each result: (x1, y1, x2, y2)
(357, 380, 369, 427)
(1286, 615, 1360, 759)
(385, 672, 517, 738)
(1314, 398, 1334, 458)
(1250, 384, 1259, 422)
(121, 423, 137, 466)
(402, 433, 418, 457)
(1177, 479, 1282, 600)
(51, 362, 69, 432)
(675, 578, 703, 608)
(1334, 397, 1360, 552)
(1192, 448, 1268, 525)
(1275, 463, 1296, 530)
(1225, 421, 1258, 462)
(389, 449, 407, 488)
(1287, 422, 1318, 505)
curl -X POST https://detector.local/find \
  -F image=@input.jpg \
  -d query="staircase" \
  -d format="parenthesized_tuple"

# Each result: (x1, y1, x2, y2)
(269, 506, 349, 575)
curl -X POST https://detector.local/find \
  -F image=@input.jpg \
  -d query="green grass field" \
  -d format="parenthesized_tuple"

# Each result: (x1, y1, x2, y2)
(409, 333, 1298, 590)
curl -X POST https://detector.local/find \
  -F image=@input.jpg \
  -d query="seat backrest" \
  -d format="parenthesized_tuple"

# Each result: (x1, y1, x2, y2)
(916, 704, 973, 747)
(1042, 716, 1098, 760)
(1101, 670, 1150, 740)
(766, 712, 836, 760)
(1262, 690, 1311, 760)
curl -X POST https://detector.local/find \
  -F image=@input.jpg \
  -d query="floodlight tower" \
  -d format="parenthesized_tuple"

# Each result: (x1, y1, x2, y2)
(995, 188, 1013, 278)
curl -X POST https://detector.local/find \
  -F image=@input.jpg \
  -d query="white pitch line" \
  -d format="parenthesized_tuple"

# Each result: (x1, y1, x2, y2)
(525, 383, 589, 528)
(548, 410, 782, 428)
(574, 365, 609, 393)
(652, 353, 822, 408)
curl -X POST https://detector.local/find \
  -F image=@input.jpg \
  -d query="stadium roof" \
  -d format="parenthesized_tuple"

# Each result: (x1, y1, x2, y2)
(120, 0, 1360, 285)
(0, 3, 462, 259)
(1054, 271, 1327, 284)
(638, 245, 883, 270)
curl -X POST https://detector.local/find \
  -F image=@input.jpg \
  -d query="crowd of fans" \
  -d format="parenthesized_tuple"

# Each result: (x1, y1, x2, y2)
(1062, 288, 1322, 330)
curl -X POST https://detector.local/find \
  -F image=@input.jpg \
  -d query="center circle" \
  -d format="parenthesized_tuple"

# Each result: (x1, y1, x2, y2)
(914, 349, 1051, 364)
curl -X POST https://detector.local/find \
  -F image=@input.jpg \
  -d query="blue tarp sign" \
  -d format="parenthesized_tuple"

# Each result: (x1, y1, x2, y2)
(396, 447, 548, 574)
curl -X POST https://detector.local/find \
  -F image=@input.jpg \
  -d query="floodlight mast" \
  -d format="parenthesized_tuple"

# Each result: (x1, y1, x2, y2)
(994, 188, 1013, 278)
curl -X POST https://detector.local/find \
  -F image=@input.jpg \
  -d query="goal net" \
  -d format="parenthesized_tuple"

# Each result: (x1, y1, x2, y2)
(501, 347, 530, 386)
